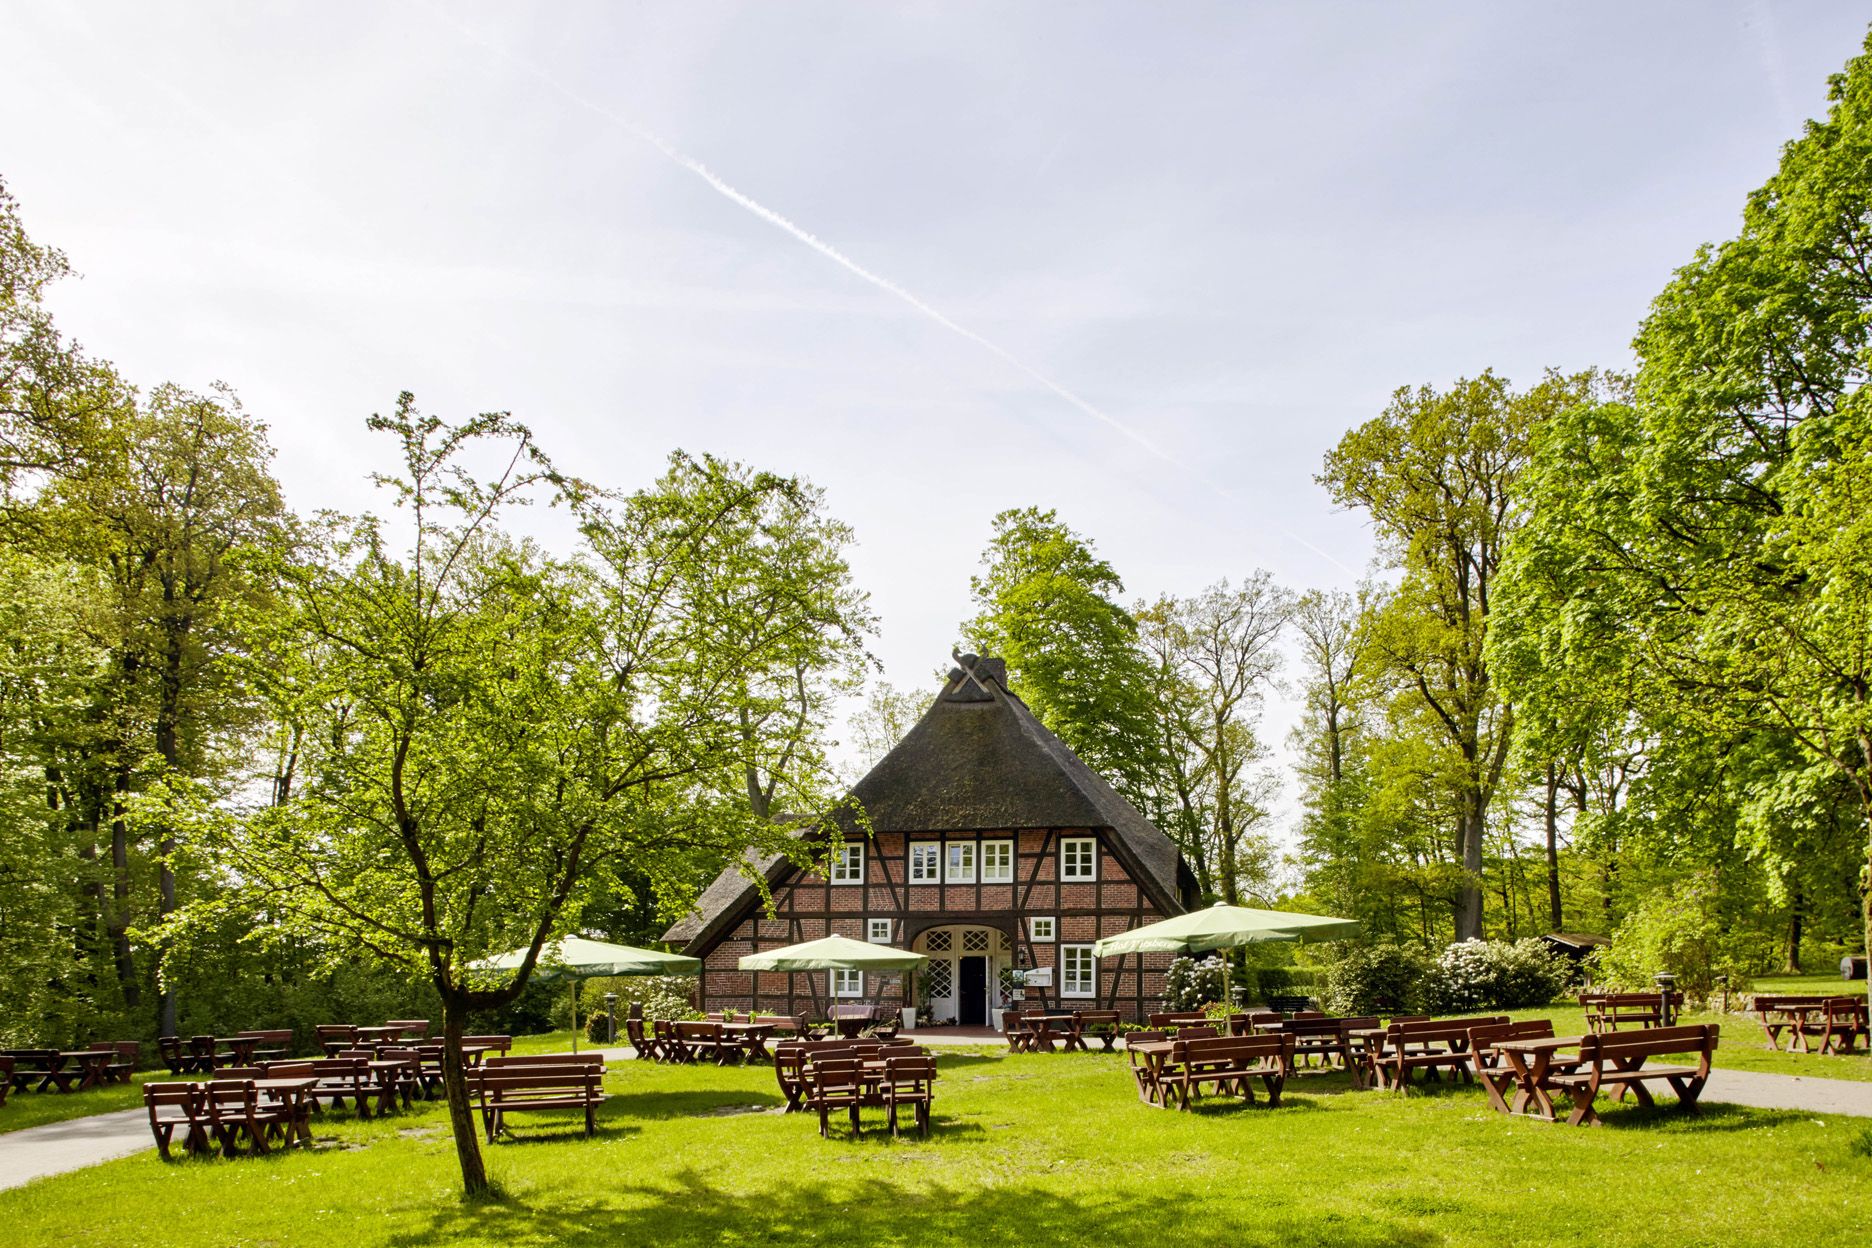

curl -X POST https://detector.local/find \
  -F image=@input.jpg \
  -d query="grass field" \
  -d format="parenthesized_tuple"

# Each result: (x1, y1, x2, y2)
(1, 1042, 1869, 1248)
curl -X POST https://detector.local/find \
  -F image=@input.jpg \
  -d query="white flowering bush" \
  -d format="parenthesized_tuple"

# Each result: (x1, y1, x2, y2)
(1426, 938, 1571, 1012)
(1162, 954, 1228, 1010)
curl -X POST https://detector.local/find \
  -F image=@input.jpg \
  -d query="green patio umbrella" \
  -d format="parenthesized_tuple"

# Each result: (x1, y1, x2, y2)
(1092, 902, 1360, 958)
(473, 935, 701, 1052)
(1094, 904, 1359, 1010)
(739, 935, 927, 1023)
(737, 934, 926, 972)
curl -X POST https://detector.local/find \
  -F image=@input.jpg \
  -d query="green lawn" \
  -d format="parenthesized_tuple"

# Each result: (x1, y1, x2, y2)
(1, 1047, 1868, 1247)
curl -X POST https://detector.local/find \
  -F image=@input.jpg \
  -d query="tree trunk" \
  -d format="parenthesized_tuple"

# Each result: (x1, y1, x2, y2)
(1785, 887, 1804, 975)
(109, 764, 141, 1008)
(1455, 798, 1484, 942)
(441, 994, 492, 1198)
(1544, 765, 1562, 933)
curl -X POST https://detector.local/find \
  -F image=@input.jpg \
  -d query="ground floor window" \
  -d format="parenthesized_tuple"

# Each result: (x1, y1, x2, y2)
(1061, 944, 1097, 998)
(833, 969, 864, 997)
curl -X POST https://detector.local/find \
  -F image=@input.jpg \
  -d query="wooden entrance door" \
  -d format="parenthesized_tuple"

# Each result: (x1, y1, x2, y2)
(958, 956, 988, 1026)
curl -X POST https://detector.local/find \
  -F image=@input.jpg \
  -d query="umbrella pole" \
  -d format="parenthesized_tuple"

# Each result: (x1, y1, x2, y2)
(571, 981, 579, 1054)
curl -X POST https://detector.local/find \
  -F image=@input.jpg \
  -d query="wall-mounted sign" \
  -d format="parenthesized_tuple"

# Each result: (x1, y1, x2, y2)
(1022, 967, 1053, 987)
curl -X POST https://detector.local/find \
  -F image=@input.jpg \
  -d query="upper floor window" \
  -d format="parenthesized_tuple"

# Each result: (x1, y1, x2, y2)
(946, 840, 976, 884)
(830, 842, 864, 884)
(909, 842, 940, 883)
(981, 839, 1014, 883)
(1029, 916, 1056, 942)
(1060, 837, 1097, 882)
(866, 918, 893, 943)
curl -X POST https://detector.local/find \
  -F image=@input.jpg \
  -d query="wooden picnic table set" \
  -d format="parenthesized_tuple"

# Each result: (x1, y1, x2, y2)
(636, 1015, 800, 1064)
(772, 1037, 936, 1137)
(1001, 1009, 1123, 1053)
(2, 1042, 136, 1096)
(1749, 994, 1868, 1053)
(1118, 993, 1725, 1127)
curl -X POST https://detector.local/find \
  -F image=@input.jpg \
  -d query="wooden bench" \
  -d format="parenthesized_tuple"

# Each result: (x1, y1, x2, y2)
(144, 1082, 211, 1159)
(1075, 1010, 1123, 1052)
(201, 1079, 296, 1156)
(1547, 1023, 1718, 1126)
(1367, 1016, 1507, 1091)
(1159, 1035, 1294, 1111)
(1814, 997, 1869, 1053)
(1579, 992, 1682, 1032)
(474, 1056, 606, 1142)
(315, 1024, 360, 1056)
(879, 1054, 936, 1137)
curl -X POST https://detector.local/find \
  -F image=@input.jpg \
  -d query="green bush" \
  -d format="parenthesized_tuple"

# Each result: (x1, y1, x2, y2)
(1425, 939, 1571, 1012)
(1321, 943, 1431, 1016)
(1591, 874, 1768, 1003)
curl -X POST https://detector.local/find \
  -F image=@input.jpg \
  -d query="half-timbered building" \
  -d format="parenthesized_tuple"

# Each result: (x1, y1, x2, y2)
(665, 655, 1197, 1025)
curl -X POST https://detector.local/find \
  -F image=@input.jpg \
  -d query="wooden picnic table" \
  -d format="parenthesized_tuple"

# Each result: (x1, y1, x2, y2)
(248, 1077, 320, 1148)
(4, 1050, 115, 1093)
(720, 1022, 775, 1061)
(1023, 1013, 1085, 1053)
(1487, 1035, 1584, 1120)
(355, 1026, 406, 1045)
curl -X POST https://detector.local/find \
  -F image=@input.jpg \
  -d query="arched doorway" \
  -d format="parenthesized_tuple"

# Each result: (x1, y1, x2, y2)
(912, 924, 1012, 1028)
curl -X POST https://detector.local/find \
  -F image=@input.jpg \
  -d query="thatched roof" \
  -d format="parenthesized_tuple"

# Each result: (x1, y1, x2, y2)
(665, 655, 1192, 951)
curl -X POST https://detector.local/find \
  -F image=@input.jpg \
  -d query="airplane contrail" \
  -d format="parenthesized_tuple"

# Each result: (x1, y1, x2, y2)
(429, 7, 1358, 578)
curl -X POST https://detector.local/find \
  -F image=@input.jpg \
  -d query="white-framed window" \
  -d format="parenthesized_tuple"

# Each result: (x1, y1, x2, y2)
(866, 918, 893, 943)
(1029, 916, 1056, 942)
(830, 842, 864, 884)
(1061, 944, 1097, 998)
(945, 840, 976, 884)
(1060, 836, 1097, 882)
(909, 842, 940, 883)
(833, 968, 864, 997)
(981, 839, 1014, 883)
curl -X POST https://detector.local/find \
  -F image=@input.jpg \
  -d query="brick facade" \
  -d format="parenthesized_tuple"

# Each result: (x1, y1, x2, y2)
(693, 826, 1175, 1020)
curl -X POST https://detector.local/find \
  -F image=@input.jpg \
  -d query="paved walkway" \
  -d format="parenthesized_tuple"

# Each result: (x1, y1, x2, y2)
(2, 1061, 1868, 1194)
(0, 1108, 149, 1193)
(1702, 1068, 1872, 1117)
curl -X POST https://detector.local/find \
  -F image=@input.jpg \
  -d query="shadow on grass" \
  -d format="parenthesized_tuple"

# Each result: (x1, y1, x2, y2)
(384, 1168, 1442, 1248)
(604, 1090, 786, 1120)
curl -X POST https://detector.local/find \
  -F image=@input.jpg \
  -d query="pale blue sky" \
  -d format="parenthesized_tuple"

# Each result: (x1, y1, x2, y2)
(3, 2, 1865, 821)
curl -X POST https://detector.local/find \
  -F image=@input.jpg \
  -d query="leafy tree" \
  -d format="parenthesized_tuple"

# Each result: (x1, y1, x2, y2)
(1495, 32, 1872, 971)
(198, 398, 845, 1196)
(1135, 576, 1290, 904)
(963, 507, 1163, 806)
(1320, 369, 1607, 939)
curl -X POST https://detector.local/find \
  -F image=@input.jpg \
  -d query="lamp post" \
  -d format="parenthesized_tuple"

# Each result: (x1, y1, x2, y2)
(1654, 972, 1677, 1025)
(604, 992, 618, 1044)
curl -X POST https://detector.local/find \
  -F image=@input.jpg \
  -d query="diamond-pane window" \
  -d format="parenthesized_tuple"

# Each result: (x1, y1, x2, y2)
(925, 930, 951, 952)
(961, 929, 990, 952)
(926, 962, 952, 999)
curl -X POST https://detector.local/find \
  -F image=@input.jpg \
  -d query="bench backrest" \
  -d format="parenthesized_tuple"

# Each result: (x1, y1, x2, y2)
(882, 1055, 936, 1088)
(266, 1061, 316, 1080)
(1384, 1015, 1508, 1046)
(144, 1082, 198, 1112)
(461, 1034, 513, 1053)
(1075, 1011, 1122, 1026)
(675, 1021, 723, 1041)
(484, 1053, 601, 1069)
(1752, 995, 1832, 1011)
(478, 1069, 602, 1096)
(809, 1057, 864, 1092)
(1467, 1019, 1557, 1052)
(1148, 1011, 1208, 1027)
(1579, 1023, 1719, 1064)
(386, 1019, 431, 1036)
(1180, 1034, 1291, 1065)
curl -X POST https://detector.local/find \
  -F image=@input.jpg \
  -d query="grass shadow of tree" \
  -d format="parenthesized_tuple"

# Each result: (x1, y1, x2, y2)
(383, 1167, 1442, 1248)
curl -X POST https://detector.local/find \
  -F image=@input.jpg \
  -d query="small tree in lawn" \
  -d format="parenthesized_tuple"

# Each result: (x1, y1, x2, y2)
(209, 396, 850, 1197)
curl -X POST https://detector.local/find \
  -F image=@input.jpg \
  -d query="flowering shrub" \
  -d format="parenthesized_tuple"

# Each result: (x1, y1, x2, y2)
(1162, 954, 1228, 1010)
(1425, 939, 1571, 1012)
